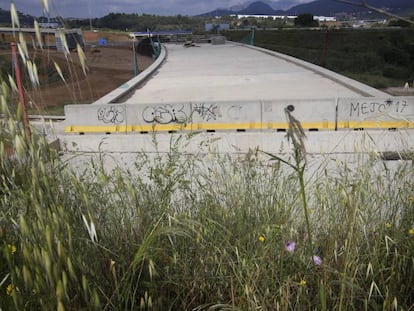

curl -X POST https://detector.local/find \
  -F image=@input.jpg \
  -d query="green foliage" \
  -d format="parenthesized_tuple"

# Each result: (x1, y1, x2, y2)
(383, 64, 411, 79)
(295, 14, 319, 28)
(0, 55, 12, 83)
(67, 13, 207, 33)
(1, 86, 414, 309)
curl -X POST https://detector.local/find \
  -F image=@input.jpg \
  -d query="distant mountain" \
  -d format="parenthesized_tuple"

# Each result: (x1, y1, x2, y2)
(201, 0, 414, 17)
(230, 0, 301, 11)
(238, 2, 280, 15)
(200, 1, 283, 16)
(272, 0, 304, 10)
(285, 0, 414, 16)
(200, 8, 236, 17)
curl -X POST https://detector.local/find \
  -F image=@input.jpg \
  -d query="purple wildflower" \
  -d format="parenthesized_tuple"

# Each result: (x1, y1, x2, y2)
(285, 241, 296, 252)
(313, 255, 322, 266)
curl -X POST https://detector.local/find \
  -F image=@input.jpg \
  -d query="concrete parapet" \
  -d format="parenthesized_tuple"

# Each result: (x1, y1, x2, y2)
(64, 97, 413, 134)
(65, 104, 127, 133)
(66, 99, 339, 134)
(261, 98, 336, 130)
(337, 97, 414, 129)
(90, 45, 167, 105)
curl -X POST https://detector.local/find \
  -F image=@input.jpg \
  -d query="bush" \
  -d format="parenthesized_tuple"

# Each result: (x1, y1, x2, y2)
(380, 46, 411, 66)
(383, 64, 411, 79)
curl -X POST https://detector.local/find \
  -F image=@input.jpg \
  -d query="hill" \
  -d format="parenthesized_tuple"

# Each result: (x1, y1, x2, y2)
(238, 2, 283, 15)
(285, 0, 414, 16)
(229, 0, 301, 11)
(202, 0, 414, 17)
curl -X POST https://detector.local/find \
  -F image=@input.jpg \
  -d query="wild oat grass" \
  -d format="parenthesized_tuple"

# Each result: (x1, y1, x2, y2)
(1, 6, 414, 309)
(1, 91, 413, 309)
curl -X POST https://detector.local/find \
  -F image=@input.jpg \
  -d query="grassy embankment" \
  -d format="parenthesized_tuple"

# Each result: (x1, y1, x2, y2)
(223, 28, 414, 90)
(1, 82, 414, 309)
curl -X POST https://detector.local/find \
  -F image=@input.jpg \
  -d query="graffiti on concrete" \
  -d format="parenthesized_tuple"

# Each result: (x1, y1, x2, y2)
(192, 103, 221, 121)
(97, 106, 125, 124)
(227, 105, 243, 120)
(349, 99, 409, 117)
(142, 104, 188, 124)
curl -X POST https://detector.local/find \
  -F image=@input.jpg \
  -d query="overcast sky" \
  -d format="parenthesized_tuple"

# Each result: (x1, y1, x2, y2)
(0, 0, 312, 18)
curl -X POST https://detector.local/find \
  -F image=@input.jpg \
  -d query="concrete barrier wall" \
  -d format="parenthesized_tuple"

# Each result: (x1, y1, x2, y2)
(189, 101, 261, 130)
(90, 45, 167, 106)
(337, 97, 414, 129)
(64, 97, 413, 134)
(126, 102, 193, 132)
(65, 104, 127, 133)
(261, 99, 336, 130)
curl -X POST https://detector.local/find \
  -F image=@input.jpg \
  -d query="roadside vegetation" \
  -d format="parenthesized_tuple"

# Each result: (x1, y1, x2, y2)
(1, 86, 414, 309)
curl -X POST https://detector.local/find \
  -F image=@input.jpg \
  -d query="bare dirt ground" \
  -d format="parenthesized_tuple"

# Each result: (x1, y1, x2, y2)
(384, 86, 414, 96)
(24, 45, 153, 114)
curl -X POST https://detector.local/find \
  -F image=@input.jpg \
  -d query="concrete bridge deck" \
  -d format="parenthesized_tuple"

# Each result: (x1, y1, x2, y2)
(121, 42, 386, 104)
(54, 41, 413, 164)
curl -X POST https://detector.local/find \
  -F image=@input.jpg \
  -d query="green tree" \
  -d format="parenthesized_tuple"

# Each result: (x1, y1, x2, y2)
(294, 13, 319, 27)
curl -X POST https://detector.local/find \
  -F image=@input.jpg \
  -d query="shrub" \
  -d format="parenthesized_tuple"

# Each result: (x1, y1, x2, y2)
(380, 46, 411, 66)
(383, 64, 411, 80)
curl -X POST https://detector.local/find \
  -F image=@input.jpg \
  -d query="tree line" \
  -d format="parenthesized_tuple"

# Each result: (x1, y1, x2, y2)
(66, 13, 208, 33)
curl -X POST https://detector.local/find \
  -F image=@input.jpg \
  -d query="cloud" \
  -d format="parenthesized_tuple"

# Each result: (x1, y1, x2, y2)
(0, 0, 236, 17)
(0, 0, 312, 17)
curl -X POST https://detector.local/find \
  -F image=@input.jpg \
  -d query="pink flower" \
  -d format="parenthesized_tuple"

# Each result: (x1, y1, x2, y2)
(312, 255, 322, 266)
(285, 241, 296, 252)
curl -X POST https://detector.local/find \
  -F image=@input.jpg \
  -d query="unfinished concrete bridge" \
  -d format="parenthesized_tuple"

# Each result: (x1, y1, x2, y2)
(51, 40, 413, 164)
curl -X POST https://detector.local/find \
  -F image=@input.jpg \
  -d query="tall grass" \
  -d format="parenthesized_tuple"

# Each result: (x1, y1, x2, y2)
(1, 4, 414, 309)
(1, 84, 413, 309)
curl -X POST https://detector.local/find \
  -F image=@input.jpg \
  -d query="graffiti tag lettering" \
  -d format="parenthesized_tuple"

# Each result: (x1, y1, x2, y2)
(193, 103, 220, 121)
(142, 104, 188, 124)
(97, 106, 124, 124)
(227, 105, 243, 120)
(350, 100, 408, 117)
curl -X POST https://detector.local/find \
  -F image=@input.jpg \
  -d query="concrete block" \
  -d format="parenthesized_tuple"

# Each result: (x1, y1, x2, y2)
(261, 98, 336, 130)
(337, 97, 414, 129)
(126, 102, 193, 132)
(190, 100, 262, 130)
(64, 104, 127, 133)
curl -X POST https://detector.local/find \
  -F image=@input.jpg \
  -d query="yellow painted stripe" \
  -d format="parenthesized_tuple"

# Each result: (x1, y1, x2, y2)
(337, 121, 413, 129)
(65, 125, 126, 133)
(195, 122, 262, 130)
(65, 120, 410, 133)
(264, 122, 336, 130)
